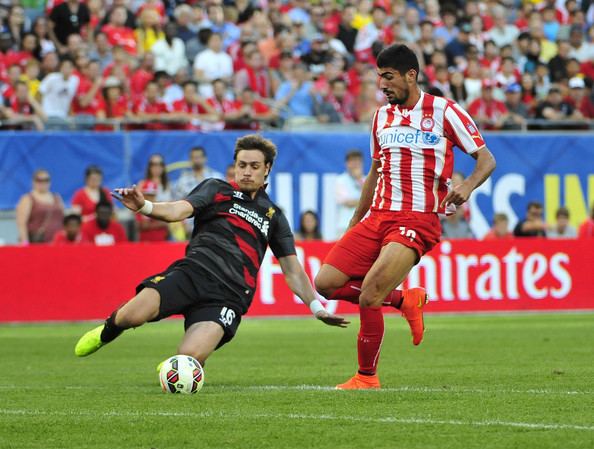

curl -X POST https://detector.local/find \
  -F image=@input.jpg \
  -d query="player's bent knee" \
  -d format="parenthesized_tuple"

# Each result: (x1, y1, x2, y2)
(177, 345, 207, 365)
(359, 287, 383, 308)
(314, 273, 339, 298)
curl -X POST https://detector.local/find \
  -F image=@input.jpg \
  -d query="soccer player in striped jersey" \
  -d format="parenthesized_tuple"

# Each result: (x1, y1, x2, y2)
(315, 44, 496, 390)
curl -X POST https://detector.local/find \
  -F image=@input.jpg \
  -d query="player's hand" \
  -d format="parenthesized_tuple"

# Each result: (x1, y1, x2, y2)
(315, 310, 350, 328)
(440, 182, 473, 208)
(112, 185, 145, 212)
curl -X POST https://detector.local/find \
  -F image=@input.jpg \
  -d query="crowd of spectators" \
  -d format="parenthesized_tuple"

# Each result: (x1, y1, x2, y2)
(14, 152, 594, 244)
(3, 0, 594, 130)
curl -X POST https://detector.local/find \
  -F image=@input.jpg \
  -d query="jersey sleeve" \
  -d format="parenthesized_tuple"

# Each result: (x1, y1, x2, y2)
(370, 109, 381, 160)
(269, 209, 297, 258)
(184, 179, 220, 216)
(443, 101, 486, 155)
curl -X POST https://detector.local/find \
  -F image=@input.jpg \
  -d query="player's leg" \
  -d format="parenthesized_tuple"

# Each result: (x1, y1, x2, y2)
(176, 322, 225, 366)
(75, 269, 196, 357)
(74, 287, 161, 357)
(158, 305, 240, 370)
(359, 242, 417, 308)
(360, 241, 427, 343)
(336, 243, 424, 390)
(314, 264, 357, 302)
(315, 220, 380, 303)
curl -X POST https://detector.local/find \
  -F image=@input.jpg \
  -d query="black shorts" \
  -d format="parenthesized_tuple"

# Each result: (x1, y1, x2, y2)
(137, 268, 241, 349)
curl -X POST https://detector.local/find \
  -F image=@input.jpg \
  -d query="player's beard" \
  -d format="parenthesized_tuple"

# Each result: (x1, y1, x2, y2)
(388, 87, 410, 105)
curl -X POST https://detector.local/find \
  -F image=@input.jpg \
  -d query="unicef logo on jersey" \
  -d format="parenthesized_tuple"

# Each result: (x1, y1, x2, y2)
(378, 128, 440, 147)
(422, 131, 440, 145)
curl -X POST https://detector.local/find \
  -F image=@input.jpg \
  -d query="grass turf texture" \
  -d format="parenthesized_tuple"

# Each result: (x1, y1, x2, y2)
(1, 313, 593, 449)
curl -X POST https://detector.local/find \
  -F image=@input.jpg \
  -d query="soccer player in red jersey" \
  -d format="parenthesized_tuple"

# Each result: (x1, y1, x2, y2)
(315, 44, 496, 389)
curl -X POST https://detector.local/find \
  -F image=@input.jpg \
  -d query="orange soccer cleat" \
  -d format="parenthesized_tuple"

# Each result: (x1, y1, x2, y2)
(335, 373, 381, 390)
(400, 287, 428, 346)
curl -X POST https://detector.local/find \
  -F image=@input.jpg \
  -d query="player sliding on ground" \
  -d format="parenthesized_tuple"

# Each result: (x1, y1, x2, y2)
(315, 44, 496, 390)
(75, 134, 349, 367)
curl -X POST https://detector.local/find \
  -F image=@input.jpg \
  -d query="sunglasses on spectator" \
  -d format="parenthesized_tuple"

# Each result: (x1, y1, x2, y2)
(35, 177, 50, 182)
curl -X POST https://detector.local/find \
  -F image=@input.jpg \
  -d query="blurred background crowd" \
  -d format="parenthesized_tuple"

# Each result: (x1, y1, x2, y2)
(15, 146, 594, 245)
(2, 0, 594, 130)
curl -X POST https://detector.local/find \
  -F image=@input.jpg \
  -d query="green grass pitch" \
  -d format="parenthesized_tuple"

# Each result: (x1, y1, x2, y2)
(1, 313, 593, 449)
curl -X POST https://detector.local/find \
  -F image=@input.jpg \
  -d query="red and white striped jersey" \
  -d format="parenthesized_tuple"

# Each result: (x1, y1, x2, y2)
(370, 91, 485, 215)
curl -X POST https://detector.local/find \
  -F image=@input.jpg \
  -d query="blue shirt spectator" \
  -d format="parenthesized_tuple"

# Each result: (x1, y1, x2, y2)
(274, 64, 316, 119)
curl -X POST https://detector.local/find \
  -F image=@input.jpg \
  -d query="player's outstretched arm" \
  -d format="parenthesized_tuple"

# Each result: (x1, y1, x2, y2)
(440, 146, 496, 208)
(348, 159, 380, 229)
(112, 186, 194, 223)
(278, 255, 350, 328)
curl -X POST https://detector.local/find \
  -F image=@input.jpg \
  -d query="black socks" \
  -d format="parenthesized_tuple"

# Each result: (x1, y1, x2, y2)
(100, 311, 125, 343)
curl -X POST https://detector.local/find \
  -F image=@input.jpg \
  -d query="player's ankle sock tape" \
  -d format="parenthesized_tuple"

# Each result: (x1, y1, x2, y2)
(384, 290, 403, 309)
(328, 280, 363, 303)
(100, 311, 125, 343)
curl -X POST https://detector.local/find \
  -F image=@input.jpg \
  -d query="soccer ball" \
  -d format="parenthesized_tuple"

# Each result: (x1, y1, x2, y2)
(159, 355, 204, 394)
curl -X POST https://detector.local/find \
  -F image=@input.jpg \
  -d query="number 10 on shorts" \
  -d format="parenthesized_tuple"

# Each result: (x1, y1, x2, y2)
(399, 226, 416, 242)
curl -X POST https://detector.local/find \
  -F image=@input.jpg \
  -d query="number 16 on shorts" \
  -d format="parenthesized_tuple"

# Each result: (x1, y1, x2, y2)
(219, 307, 236, 327)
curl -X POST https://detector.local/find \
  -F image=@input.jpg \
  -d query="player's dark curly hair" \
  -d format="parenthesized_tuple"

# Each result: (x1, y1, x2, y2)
(376, 44, 419, 80)
(234, 134, 278, 169)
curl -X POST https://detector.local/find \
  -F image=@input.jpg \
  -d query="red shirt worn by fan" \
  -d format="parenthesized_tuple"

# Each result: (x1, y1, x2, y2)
(82, 219, 127, 245)
(51, 230, 89, 245)
(135, 214, 169, 241)
(71, 188, 113, 221)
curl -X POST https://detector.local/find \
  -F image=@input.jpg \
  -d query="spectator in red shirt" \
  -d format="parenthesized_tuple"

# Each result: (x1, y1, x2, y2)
(82, 201, 128, 245)
(483, 213, 513, 240)
(345, 52, 372, 97)
(71, 165, 113, 222)
(4, 80, 46, 130)
(102, 6, 137, 55)
(52, 214, 89, 245)
(479, 40, 501, 76)
(1, 64, 22, 101)
(316, 77, 357, 123)
(102, 45, 131, 90)
(467, 79, 509, 129)
(234, 49, 272, 99)
(171, 80, 218, 130)
(130, 53, 155, 100)
(228, 88, 277, 130)
(132, 80, 169, 129)
(135, 180, 169, 242)
(71, 59, 106, 122)
(5, 33, 38, 69)
(565, 77, 594, 118)
(205, 78, 241, 130)
(102, 76, 130, 120)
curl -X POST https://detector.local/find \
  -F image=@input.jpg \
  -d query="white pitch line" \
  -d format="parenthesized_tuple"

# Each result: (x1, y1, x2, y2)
(0, 408, 593, 432)
(216, 385, 594, 396)
(0, 384, 592, 396)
